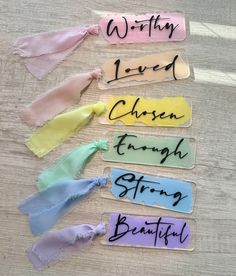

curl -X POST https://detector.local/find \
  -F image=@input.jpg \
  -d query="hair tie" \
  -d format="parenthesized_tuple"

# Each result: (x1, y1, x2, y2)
(18, 177, 107, 235)
(21, 68, 102, 127)
(25, 101, 106, 157)
(37, 139, 108, 191)
(27, 222, 106, 270)
(14, 25, 99, 80)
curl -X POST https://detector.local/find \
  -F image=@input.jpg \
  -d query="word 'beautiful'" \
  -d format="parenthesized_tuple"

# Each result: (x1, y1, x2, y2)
(108, 214, 190, 248)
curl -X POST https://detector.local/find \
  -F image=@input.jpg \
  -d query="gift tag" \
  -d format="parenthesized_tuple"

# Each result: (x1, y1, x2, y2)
(102, 132, 196, 169)
(102, 167, 195, 213)
(101, 213, 195, 250)
(26, 211, 194, 270)
(14, 12, 188, 80)
(99, 95, 192, 127)
(99, 12, 186, 44)
(98, 50, 190, 89)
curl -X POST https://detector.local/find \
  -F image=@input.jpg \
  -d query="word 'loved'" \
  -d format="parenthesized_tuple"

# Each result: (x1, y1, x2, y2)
(107, 55, 178, 84)
(99, 52, 190, 89)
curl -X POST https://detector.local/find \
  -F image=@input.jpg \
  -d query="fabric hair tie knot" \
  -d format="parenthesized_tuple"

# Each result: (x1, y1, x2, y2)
(18, 177, 107, 235)
(93, 223, 106, 236)
(37, 140, 108, 191)
(26, 101, 106, 157)
(87, 24, 99, 35)
(90, 68, 102, 80)
(27, 222, 106, 270)
(94, 176, 107, 187)
(94, 139, 108, 151)
(93, 101, 106, 116)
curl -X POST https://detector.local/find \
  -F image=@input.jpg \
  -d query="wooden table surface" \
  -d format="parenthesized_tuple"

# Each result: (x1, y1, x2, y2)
(1, 1, 235, 275)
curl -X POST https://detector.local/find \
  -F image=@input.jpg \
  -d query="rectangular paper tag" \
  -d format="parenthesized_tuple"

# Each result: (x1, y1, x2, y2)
(102, 167, 195, 213)
(99, 95, 192, 127)
(99, 12, 186, 44)
(101, 213, 195, 250)
(98, 50, 190, 89)
(102, 132, 196, 169)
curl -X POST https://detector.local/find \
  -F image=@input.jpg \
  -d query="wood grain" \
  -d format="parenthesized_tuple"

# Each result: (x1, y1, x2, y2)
(0, 0, 235, 275)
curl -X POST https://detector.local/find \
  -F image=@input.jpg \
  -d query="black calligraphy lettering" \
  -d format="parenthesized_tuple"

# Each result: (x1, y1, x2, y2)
(114, 172, 188, 206)
(108, 97, 184, 121)
(128, 15, 179, 38)
(107, 55, 179, 84)
(165, 54, 178, 80)
(108, 214, 189, 247)
(113, 133, 137, 155)
(108, 214, 130, 242)
(113, 134, 188, 163)
(107, 17, 128, 39)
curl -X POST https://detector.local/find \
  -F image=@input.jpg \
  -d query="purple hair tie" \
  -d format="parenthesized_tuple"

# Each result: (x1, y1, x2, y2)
(28, 223, 106, 270)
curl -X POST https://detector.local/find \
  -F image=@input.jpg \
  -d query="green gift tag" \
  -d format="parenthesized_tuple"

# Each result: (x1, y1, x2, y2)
(102, 132, 196, 169)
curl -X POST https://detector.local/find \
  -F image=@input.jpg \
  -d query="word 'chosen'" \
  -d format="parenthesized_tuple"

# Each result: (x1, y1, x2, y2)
(101, 95, 192, 127)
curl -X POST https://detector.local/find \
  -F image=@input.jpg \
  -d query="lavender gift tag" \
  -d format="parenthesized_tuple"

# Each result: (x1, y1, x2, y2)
(102, 213, 195, 250)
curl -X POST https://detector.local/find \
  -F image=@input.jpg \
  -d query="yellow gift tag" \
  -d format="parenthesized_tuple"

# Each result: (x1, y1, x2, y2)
(99, 95, 192, 127)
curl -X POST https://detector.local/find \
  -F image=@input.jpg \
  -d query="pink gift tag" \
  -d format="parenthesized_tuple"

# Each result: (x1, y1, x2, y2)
(99, 12, 186, 44)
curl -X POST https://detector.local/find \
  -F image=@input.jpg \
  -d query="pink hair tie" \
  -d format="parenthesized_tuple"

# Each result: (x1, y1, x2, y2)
(21, 68, 102, 127)
(14, 25, 99, 80)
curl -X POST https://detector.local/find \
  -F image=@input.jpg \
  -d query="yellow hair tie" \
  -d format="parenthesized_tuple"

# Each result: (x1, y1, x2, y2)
(26, 101, 106, 157)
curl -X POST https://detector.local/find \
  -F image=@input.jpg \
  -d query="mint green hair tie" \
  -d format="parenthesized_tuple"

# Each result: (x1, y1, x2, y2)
(37, 139, 108, 191)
